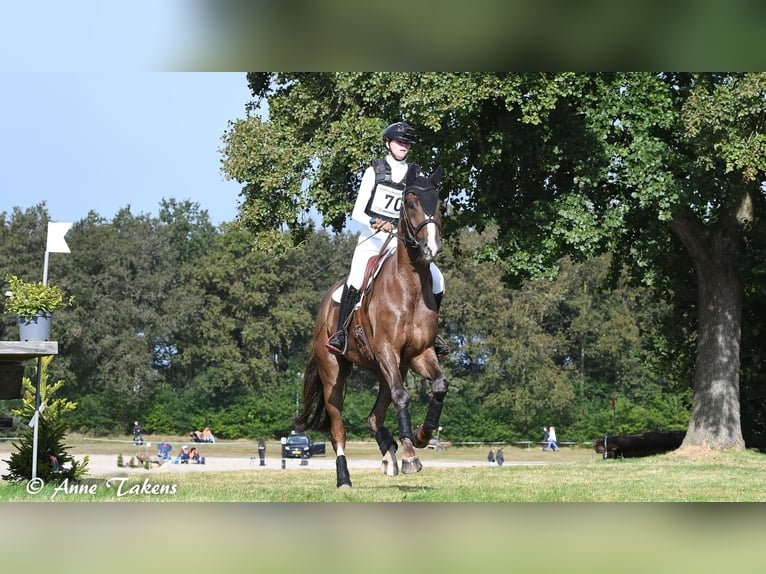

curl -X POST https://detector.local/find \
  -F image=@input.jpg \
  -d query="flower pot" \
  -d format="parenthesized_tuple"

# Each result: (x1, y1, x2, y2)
(18, 312, 53, 341)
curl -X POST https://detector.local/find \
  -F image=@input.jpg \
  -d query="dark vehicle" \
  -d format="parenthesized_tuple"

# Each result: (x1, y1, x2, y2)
(281, 433, 326, 458)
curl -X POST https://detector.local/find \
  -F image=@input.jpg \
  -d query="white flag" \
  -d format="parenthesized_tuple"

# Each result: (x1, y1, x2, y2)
(46, 222, 73, 253)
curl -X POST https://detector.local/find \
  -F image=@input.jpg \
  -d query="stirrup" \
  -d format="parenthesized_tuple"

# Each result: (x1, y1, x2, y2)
(326, 330, 347, 355)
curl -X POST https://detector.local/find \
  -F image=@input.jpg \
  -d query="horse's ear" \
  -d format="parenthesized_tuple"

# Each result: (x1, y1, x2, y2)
(430, 165, 443, 187)
(405, 164, 418, 187)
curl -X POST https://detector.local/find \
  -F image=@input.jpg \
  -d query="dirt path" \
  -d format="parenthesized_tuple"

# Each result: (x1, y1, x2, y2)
(0, 451, 547, 477)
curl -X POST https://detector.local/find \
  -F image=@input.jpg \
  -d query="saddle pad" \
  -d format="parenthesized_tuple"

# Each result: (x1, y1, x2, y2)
(331, 284, 344, 303)
(331, 249, 395, 303)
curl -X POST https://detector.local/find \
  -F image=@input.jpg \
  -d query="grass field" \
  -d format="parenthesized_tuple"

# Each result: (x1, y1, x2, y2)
(2, 433, 766, 502)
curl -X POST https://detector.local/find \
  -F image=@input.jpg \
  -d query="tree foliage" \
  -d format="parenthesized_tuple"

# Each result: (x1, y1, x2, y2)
(221, 73, 766, 450)
(0, 200, 693, 444)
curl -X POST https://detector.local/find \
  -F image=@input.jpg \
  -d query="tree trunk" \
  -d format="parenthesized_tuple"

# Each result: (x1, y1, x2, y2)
(669, 210, 745, 450)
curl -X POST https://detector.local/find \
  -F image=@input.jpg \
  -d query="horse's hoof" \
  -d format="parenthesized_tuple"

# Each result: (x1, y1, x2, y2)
(401, 457, 423, 474)
(381, 460, 398, 476)
(380, 448, 399, 476)
(412, 425, 429, 449)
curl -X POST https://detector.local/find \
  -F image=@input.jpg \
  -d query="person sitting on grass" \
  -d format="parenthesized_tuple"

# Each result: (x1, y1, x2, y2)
(179, 445, 190, 463)
(157, 441, 172, 460)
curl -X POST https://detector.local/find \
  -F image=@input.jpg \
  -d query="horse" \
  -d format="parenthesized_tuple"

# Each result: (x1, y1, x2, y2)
(295, 164, 449, 488)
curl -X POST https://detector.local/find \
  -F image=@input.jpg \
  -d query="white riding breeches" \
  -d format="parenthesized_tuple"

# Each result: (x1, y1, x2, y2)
(340, 231, 444, 298)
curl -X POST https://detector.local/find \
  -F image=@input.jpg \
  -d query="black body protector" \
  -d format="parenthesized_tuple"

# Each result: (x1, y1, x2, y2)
(365, 158, 422, 225)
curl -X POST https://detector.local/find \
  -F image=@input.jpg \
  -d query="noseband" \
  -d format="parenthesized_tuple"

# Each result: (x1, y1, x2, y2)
(400, 187, 441, 251)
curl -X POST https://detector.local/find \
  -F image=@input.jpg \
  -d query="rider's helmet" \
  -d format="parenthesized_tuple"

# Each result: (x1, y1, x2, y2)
(382, 121, 417, 145)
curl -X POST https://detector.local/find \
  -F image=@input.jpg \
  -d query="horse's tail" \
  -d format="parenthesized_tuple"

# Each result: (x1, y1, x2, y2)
(293, 352, 330, 433)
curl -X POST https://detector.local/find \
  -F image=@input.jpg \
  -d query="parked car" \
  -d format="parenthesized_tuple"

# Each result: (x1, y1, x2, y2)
(281, 433, 326, 458)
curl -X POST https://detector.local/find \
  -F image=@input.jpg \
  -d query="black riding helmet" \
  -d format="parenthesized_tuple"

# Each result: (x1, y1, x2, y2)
(382, 121, 417, 145)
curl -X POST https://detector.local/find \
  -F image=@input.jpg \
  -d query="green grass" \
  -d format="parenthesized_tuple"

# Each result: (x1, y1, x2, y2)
(3, 434, 766, 501)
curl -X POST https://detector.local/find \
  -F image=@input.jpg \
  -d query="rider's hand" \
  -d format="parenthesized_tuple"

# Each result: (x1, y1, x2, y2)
(371, 218, 394, 233)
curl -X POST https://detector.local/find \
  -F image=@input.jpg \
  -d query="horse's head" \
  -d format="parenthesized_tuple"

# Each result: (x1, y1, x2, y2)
(400, 164, 443, 262)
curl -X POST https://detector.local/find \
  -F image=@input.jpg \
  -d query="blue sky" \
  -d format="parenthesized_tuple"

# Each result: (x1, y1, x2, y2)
(0, 3, 196, 72)
(0, 73, 253, 226)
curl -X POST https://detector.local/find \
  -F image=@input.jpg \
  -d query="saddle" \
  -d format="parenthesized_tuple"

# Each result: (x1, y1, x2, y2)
(327, 241, 394, 361)
(331, 240, 395, 305)
(360, 248, 395, 301)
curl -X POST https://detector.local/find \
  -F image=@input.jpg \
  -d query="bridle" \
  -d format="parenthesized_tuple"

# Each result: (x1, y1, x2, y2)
(399, 187, 441, 251)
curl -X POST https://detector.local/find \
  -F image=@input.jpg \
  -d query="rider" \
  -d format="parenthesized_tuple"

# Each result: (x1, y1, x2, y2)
(325, 121, 449, 357)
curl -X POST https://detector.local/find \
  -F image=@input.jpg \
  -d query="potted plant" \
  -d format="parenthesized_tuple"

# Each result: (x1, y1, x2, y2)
(3, 274, 74, 341)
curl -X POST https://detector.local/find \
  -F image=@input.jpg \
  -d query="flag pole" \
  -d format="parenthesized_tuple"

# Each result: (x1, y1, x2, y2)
(31, 222, 72, 480)
(31, 250, 50, 481)
(31, 357, 42, 480)
(42, 250, 50, 286)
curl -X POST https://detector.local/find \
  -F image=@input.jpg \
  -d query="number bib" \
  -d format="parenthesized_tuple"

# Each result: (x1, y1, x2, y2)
(365, 182, 403, 221)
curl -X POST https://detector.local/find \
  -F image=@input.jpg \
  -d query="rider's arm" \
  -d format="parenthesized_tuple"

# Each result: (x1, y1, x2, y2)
(351, 166, 377, 231)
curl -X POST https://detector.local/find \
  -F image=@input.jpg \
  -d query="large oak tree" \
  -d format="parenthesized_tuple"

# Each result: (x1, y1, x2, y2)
(221, 73, 766, 451)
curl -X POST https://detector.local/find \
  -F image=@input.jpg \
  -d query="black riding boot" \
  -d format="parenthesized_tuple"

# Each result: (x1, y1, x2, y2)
(434, 292, 450, 358)
(326, 285, 360, 355)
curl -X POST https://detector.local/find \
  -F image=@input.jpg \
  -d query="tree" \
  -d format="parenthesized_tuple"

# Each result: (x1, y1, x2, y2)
(221, 72, 766, 450)
(53, 201, 219, 432)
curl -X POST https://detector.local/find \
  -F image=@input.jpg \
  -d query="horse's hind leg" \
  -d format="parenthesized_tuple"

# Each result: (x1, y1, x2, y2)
(378, 428, 399, 476)
(321, 359, 353, 489)
(367, 381, 398, 476)
(396, 407, 423, 474)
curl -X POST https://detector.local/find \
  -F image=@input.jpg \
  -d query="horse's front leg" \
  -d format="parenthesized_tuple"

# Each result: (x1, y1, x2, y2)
(366, 379, 398, 476)
(382, 361, 422, 474)
(409, 351, 449, 449)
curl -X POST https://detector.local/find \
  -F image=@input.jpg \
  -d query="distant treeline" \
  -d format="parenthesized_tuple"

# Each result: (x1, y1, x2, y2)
(1, 199, 750, 444)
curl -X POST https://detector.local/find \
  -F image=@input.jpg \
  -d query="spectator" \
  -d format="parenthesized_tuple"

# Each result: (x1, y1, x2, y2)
(179, 445, 190, 463)
(202, 427, 215, 443)
(190, 430, 204, 443)
(133, 421, 143, 445)
(542, 426, 550, 450)
(487, 448, 496, 466)
(189, 447, 201, 463)
(495, 447, 505, 466)
(258, 439, 266, 466)
(545, 426, 560, 452)
(157, 441, 172, 460)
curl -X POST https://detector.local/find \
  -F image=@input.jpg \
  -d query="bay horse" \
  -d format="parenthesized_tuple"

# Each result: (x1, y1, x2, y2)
(295, 164, 448, 488)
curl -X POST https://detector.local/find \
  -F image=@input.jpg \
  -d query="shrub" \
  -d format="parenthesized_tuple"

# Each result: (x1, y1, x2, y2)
(1, 357, 89, 482)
